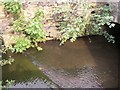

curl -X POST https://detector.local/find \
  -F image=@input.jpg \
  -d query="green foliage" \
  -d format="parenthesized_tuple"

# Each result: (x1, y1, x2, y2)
(53, 1, 95, 44)
(0, 45, 8, 54)
(4, 80, 15, 88)
(25, 11, 46, 43)
(102, 31, 115, 43)
(12, 16, 26, 32)
(35, 9, 44, 18)
(37, 46, 43, 51)
(10, 37, 31, 53)
(53, 1, 115, 44)
(0, 57, 14, 66)
(90, 5, 114, 31)
(3, 0, 22, 19)
(0, 54, 15, 89)
(0, 80, 15, 89)
(90, 4, 115, 43)
(10, 9, 46, 53)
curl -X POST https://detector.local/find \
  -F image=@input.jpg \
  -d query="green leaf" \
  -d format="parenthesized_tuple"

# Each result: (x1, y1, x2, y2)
(37, 47, 43, 51)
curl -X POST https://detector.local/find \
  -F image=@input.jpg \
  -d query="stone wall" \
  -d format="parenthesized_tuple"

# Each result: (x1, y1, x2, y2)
(107, 1, 120, 24)
(118, 1, 120, 23)
(95, 1, 120, 24)
(21, 0, 120, 23)
(0, 0, 119, 47)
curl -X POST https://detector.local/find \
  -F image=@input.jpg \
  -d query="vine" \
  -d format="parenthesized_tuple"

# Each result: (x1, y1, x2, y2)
(0, 45, 15, 89)
(10, 9, 46, 53)
(3, 0, 22, 19)
(52, 0, 115, 45)
(2, 0, 116, 53)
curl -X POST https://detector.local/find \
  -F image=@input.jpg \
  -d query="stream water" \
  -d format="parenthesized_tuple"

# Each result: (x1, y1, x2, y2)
(2, 35, 119, 88)
(2, 52, 57, 88)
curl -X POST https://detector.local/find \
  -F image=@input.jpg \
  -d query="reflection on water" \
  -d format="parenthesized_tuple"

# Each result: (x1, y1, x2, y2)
(2, 52, 57, 88)
(25, 36, 118, 88)
(10, 78, 55, 88)
(2, 36, 118, 88)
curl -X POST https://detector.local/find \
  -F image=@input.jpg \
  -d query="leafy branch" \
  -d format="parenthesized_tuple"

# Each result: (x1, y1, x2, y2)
(52, 0, 115, 44)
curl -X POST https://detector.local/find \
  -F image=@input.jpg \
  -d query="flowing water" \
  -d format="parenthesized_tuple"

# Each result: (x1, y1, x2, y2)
(2, 35, 119, 88)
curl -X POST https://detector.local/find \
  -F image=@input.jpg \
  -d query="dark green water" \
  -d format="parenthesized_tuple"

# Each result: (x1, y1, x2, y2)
(2, 52, 57, 88)
(2, 36, 119, 88)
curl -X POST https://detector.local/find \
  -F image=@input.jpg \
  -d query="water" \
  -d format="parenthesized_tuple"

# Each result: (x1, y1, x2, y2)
(2, 35, 119, 88)
(2, 52, 57, 88)
(24, 36, 118, 88)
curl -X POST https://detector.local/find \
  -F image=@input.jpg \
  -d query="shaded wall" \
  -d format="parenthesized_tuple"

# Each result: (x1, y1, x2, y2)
(107, 1, 120, 23)
(21, 0, 120, 23)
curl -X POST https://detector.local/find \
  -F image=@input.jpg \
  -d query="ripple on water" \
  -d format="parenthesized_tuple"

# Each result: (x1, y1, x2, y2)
(41, 66, 104, 88)
(10, 78, 56, 88)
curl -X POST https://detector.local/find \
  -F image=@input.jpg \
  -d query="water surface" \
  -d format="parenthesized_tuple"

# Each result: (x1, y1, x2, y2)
(2, 52, 57, 88)
(2, 35, 119, 88)
(25, 36, 119, 88)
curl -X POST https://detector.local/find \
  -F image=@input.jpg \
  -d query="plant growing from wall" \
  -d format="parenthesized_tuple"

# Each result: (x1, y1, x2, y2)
(90, 4, 115, 43)
(9, 37, 31, 53)
(0, 80, 15, 89)
(0, 58, 14, 66)
(3, 0, 22, 19)
(53, 0, 115, 44)
(0, 46, 15, 89)
(25, 10, 46, 44)
(10, 9, 46, 53)
(0, 58, 15, 89)
(12, 16, 26, 33)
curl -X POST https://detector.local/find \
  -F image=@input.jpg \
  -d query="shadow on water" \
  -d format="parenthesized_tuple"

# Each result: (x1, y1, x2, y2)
(2, 23, 120, 88)
(83, 36, 119, 88)
(2, 52, 57, 88)
(25, 38, 119, 88)
(24, 23, 120, 88)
